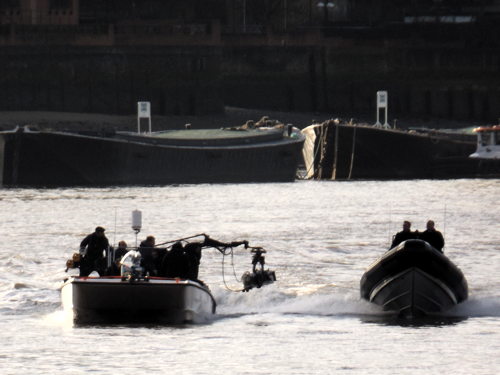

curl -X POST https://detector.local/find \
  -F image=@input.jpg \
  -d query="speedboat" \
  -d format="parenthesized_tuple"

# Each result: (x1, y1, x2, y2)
(61, 275, 216, 324)
(360, 239, 468, 317)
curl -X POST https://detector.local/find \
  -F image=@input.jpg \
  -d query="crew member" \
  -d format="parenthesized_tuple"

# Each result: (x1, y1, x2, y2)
(79, 226, 109, 276)
(114, 240, 128, 262)
(420, 220, 445, 252)
(108, 240, 128, 276)
(162, 241, 190, 279)
(184, 242, 203, 280)
(391, 221, 417, 249)
(139, 235, 161, 276)
(184, 235, 248, 280)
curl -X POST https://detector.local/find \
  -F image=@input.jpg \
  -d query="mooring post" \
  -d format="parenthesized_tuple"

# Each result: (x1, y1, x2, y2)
(347, 126, 356, 180)
(331, 122, 339, 180)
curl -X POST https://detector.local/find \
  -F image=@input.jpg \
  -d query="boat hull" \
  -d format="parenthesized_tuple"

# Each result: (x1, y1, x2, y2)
(0, 127, 305, 187)
(302, 123, 499, 179)
(61, 277, 216, 324)
(360, 240, 468, 317)
(369, 268, 459, 317)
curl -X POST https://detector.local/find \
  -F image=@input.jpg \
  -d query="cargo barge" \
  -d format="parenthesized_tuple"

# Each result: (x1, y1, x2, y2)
(301, 120, 498, 180)
(0, 125, 305, 187)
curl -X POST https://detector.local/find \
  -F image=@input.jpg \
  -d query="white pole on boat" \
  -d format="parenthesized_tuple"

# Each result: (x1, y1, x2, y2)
(132, 209, 142, 247)
(137, 101, 152, 134)
(113, 207, 117, 247)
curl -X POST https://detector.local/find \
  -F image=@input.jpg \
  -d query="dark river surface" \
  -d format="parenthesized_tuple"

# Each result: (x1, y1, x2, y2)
(0, 179, 499, 374)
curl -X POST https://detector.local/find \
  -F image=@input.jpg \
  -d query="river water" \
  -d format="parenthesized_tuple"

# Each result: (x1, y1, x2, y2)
(0, 179, 499, 374)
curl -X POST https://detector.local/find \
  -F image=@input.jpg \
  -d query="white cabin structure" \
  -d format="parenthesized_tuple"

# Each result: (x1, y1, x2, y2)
(470, 125, 500, 160)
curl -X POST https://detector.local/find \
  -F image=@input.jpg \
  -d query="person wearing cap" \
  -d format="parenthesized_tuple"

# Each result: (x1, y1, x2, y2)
(390, 221, 417, 249)
(79, 226, 109, 276)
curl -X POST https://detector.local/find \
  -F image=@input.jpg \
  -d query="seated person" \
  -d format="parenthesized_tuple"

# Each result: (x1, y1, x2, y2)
(391, 221, 417, 249)
(107, 240, 128, 276)
(419, 220, 445, 252)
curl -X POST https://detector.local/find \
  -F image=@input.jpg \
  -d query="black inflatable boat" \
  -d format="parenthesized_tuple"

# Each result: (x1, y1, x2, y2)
(360, 239, 468, 317)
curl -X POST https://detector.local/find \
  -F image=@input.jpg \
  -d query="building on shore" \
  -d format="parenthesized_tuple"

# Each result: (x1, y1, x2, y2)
(1, 1, 499, 122)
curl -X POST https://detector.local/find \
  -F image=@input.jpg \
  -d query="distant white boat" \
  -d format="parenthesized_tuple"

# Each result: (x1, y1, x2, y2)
(470, 125, 500, 159)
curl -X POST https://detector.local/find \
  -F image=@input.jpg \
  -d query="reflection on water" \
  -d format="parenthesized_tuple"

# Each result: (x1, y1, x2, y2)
(360, 314, 469, 327)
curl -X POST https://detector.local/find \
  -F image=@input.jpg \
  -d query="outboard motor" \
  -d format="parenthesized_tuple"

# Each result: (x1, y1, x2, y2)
(120, 250, 146, 281)
(241, 247, 277, 291)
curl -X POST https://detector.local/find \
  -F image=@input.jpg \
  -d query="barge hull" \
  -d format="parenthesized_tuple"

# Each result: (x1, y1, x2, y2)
(1, 129, 304, 186)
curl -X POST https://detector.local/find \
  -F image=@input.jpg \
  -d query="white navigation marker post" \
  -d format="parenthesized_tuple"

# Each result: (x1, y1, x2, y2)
(374, 91, 390, 129)
(137, 101, 152, 134)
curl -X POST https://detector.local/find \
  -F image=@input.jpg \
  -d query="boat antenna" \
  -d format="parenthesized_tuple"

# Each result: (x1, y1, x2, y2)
(388, 203, 393, 246)
(113, 207, 117, 247)
(443, 204, 447, 250)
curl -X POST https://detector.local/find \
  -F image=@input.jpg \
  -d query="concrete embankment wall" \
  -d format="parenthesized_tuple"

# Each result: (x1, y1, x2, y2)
(0, 46, 223, 116)
(221, 43, 500, 122)
(0, 41, 499, 122)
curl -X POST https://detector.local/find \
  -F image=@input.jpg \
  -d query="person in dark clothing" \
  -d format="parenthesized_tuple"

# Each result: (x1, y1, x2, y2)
(114, 240, 128, 262)
(79, 226, 109, 276)
(139, 235, 161, 276)
(184, 242, 203, 280)
(420, 220, 445, 252)
(391, 221, 417, 249)
(162, 241, 190, 279)
(108, 240, 128, 276)
(159, 235, 249, 280)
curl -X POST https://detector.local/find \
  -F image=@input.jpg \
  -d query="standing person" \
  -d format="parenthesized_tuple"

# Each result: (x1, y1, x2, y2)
(162, 241, 190, 279)
(79, 226, 109, 276)
(391, 221, 417, 249)
(139, 235, 160, 276)
(420, 220, 445, 252)
(184, 242, 203, 280)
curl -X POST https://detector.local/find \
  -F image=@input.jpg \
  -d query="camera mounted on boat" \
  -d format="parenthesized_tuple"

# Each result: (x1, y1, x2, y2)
(120, 250, 147, 282)
(241, 246, 277, 292)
